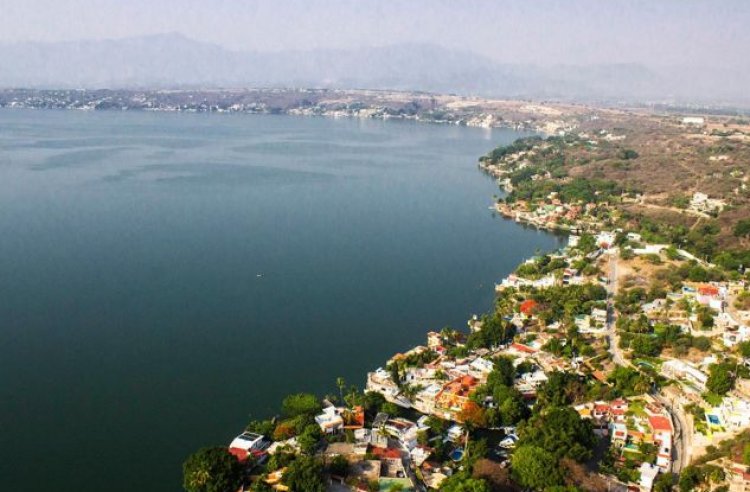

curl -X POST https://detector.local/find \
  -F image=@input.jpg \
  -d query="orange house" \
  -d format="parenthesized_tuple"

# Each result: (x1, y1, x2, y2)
(436, 375, 479, 414)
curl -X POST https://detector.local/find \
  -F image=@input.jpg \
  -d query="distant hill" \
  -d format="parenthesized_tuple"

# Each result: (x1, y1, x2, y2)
(0, 33, 747, 106)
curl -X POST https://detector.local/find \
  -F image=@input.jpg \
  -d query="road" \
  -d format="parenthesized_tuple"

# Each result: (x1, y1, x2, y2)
(653, 393, 690, 474)
(605, 249, 627, 366)
(603, 249, 689, 474)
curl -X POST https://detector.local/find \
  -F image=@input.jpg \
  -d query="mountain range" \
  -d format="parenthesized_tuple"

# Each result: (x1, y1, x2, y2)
(0, 33, 747, 106)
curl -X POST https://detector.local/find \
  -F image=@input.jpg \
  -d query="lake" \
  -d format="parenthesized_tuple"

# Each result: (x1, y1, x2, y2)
(0, 110, 563, 491)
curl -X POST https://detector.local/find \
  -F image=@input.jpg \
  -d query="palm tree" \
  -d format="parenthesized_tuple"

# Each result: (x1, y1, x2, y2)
(336, 377, 346, 404)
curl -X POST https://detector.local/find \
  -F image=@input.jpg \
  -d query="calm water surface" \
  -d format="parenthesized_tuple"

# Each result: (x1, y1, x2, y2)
(0, 110, 563, 491)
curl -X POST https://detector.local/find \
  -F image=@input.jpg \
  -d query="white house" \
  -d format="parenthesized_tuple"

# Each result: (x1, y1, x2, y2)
(315, 405, 344, 434)
(639, 463, 660, 491)
(682, 116, 705, 126)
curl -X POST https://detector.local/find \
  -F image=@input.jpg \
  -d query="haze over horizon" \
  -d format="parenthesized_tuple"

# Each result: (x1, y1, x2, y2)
(3, 0, 749, 69)
(1, 0, 749, 105)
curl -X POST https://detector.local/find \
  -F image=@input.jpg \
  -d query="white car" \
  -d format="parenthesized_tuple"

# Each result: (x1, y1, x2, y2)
(498, 434, 518, 449)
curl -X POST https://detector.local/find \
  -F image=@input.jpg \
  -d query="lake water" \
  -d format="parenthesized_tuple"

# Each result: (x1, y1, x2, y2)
(0, 110, 563, 491)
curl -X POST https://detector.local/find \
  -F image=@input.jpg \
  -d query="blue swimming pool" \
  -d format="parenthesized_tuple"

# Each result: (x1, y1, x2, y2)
(450, 448, 465, 461)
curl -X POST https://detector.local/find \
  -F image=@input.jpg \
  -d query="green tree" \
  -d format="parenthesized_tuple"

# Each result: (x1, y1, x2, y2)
(328, 454, 349, 477)
(182, 447, 243, 492)
(518, 406, 596, 462)
(653, 471, 675, 492)
(734, 219, 750, 237)
(282, 393, 322, 418)
(511, 445, 564, 490)
(336, 377, 346, 403)
(297, 424, 322, 455)
(283, 455, 326, 492)
(440, 472, 491, 492)
(706, 363, 736, 396)
(536, 371, 587, 408)
(678, 466, 703, 492)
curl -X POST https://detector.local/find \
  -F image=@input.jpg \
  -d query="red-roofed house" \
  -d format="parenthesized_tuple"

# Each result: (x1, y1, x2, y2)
(509, 342, 537, 354)
(698, 284, 719, 297)
(520, 299, 539, 317)
(648, 415, 673, 434)
(594, 403, 611, 419)
(436, 375, 480, 417)
(371, 447, 402, 460)
(228, 447, 250, 461)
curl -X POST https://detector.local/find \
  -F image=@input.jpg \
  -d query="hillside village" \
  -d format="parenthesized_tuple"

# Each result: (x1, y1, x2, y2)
(182, 106, 750, 492)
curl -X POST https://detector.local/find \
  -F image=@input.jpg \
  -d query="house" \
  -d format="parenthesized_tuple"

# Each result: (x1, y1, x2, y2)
(574, 314, 591, 331)
(413, 384, 442, 415)
(591, 308, 608, 325)
(639, 462, 660, 491)
(647, 415, 673, 470)
(718, 397, 750, 430)
(508, 342, 537, 356)
(690, 192, 725, 213)
(228, 432, 269, 461)
(315, 405, 344, 434)
(384, 418, 419, 450)
(436, 376, 479, 417)
(724, 458, 750, 492)
(596, 231, 616, 249)
(469, 357, 494, 377)
(611, 422, 628, 444)
(520, 299, 539, 317)
(724, 325, 750, 348)
(647, 415, 672, 434)
(633, 244, 667, 256)
(610, 398, 629, 420)
(446, 424, 465, 442)
(410, 445, 432, 467)
(427, 331, 442, 349)
(562, 268, 584, 285)
(661, 359, 708, 392)
(515, 369, 548, 397)
(682, 116, 705, 126)
(367, 368, 412, 408)
(354, 428, 388, 449)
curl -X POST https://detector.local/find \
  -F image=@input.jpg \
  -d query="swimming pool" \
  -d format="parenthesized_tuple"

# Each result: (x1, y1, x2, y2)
(450, 448, 465, 461)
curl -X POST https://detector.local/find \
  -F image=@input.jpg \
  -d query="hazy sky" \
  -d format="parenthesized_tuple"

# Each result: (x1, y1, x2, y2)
(2, 0, 749, 68)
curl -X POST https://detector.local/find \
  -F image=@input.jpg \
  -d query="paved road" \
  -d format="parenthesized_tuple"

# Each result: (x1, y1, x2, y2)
(605, 250, 627, 366)
(653, 393, 690, 474)
(603, 248, 689, 474)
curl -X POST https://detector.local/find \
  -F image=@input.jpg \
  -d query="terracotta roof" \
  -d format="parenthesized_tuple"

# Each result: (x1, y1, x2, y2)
(371, 447, 402, 459)
(648, 415, 673, 433)
(510, 342, 537, 354)
(228, 447, 249, 461)
(698, 285, 720, 296)
(520, 299, 539, 315)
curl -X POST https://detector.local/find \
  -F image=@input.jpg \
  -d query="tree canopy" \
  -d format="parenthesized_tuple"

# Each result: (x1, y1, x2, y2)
(283, 455, 326, 492)
(182, 447, 243, 492)
(281, 393, 322, 418)
(511, 445, 564, 490)
(518, 406, 596, 462)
